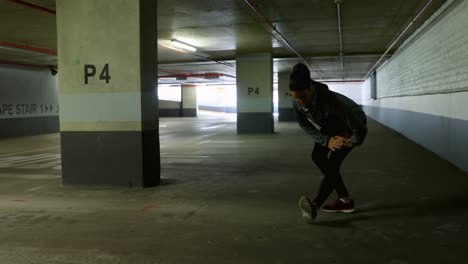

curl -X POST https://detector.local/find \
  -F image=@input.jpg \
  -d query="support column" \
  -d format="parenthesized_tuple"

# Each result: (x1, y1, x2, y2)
(278, 71, 295, 121)
(57, 0, 160, 187)
(181, 84, 197, 117)
(236, 53, 274, 134)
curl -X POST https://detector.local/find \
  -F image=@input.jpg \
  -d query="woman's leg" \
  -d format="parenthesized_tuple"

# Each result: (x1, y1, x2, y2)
(311, 143, 352, 207)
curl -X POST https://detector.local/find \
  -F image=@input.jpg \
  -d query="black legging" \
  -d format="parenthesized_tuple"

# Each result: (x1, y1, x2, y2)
(311, 142, 352, 207)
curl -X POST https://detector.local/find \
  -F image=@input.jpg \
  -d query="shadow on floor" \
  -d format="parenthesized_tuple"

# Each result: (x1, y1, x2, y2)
(313, 194, 468, 227)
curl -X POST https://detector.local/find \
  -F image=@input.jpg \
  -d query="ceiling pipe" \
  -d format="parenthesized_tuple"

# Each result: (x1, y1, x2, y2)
(158, 72, 236, 85)
(5, 1, 235, 73)
(0, 60, 56, 70)
(158, 73, 235, 79)
(0, 41, 57, 55)
(324, 80, 363, 83)
(158, 43, 235, 70)
(335, 0, 344, 72)
(240, 0, 325, 80)
(5, 0, 234, 73)
(190, 53, 235, 70)
(7, 0, 56, 15)
(363, 0, 434, 80)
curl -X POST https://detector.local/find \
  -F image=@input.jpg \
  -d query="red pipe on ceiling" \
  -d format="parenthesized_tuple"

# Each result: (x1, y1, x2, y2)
(7, 0, 56, 15)
(0, 60, 55, 69)
(158, 73, 234, 79)
(2, 2, 57, 58)
(0, 41, 57, 55)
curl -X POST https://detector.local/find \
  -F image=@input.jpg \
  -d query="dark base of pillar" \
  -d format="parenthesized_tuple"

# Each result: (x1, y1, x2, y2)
(0, 116, 59, 139)
(182, 108, 197, 117)
(237, 112, 274, 134)
(159, 109, 182, 117)
(60, 130, 160, 187)
(278, 108, 295, 122)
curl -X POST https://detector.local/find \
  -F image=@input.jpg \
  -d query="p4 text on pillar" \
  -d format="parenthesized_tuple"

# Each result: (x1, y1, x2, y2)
(248, 87, 260, 95)
(84, 64, 111, 84)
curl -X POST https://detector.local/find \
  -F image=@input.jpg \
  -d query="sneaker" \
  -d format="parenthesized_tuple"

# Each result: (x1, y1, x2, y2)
(298, 195, 317, 223)
(322, 198, 355, 213)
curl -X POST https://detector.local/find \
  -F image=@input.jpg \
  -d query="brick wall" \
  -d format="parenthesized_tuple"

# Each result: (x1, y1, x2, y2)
(377, 0, 468, 98)
(361, 0, 468, 172)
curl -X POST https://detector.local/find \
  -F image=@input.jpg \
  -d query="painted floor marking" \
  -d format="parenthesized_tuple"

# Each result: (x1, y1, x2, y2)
(201, 124, 226, 130)
(0, 154, 61, 170)
(0, 146, 60, 158)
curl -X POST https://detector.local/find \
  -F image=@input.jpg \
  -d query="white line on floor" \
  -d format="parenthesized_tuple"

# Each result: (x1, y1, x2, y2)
(201, 124, 226, 130)
(198, 140, 242, 144)
(0, 173, 60, 179)
(0, 146, 60, 158)
(197, 133, 214, 139)
(0, 155, 60, 168)
(163, 155, 210, 158)
(17, 160, 61, 169)
(26, 186, 43, 192)
(0, 154, 59, 168)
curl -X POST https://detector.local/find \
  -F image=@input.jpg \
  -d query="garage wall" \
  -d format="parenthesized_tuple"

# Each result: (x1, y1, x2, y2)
(326, 82, 363, 105)
(362, 0, 468, 172)
(159, 100, 182, 117)
(0, 65, 59, 138)
(197, 85, 237, 113)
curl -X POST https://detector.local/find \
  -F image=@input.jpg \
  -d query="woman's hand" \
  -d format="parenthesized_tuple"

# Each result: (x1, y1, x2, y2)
(328, 136, 351, 151)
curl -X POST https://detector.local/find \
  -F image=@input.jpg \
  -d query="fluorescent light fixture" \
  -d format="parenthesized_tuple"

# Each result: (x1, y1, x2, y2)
(171, 39, 197, 52)
(158, 43, 189, 54)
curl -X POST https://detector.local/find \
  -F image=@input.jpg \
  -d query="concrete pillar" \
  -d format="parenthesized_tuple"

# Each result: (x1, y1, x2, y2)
(236, 53, 274, 134)
(181, 84, 197, 117)
(278, 71, 295, 121)
(159, 100, 182, 117)
(56, 0, 160, 187)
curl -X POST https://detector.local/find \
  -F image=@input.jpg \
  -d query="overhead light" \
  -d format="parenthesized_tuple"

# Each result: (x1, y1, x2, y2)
(171, 39, 197, 52)
(158, 43, 189, 54)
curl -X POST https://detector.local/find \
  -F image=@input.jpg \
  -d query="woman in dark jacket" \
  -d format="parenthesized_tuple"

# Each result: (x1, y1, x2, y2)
(290, 63, 367, 223)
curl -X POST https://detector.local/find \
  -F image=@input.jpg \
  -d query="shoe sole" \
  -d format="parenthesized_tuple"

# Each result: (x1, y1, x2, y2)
(321, 208, 355, 213)
(298, 196, 314, 223)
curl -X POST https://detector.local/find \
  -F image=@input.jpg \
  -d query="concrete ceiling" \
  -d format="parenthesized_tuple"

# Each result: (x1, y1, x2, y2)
(0, 0, 447, 82)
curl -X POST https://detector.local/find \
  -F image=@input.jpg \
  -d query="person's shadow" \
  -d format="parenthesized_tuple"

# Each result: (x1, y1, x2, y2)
(312, 194, 468, 228)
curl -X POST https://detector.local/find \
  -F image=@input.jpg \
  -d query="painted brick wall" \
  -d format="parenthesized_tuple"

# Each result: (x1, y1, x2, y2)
(362, 0, 468, 172)
(377, 0, 468, 98)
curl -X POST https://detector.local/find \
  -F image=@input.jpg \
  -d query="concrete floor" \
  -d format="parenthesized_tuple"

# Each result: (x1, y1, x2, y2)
(0, 111, 467, 264)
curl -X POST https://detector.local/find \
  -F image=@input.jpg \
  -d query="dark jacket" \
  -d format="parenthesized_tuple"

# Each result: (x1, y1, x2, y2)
(293, 81, 367, 147)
